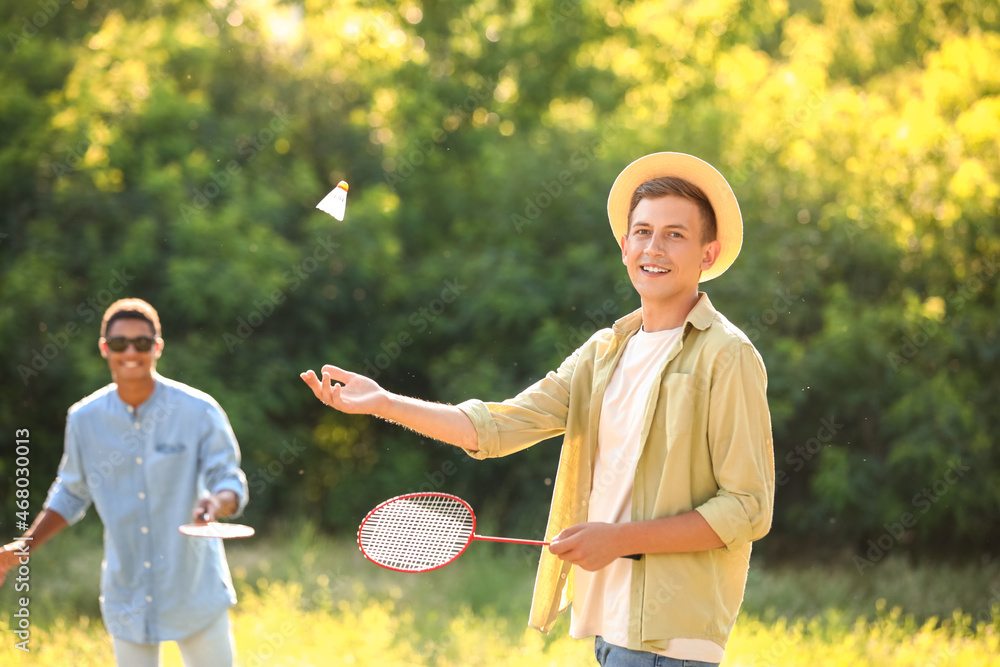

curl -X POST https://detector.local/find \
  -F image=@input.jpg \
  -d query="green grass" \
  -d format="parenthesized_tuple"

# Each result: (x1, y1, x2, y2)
(3, 521, 1000, 665)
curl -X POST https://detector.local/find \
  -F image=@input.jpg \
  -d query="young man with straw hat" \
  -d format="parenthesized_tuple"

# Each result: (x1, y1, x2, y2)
(302, 152, 775, 665)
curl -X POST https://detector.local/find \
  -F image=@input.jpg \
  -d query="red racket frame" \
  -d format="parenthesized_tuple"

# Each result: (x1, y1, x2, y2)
(357, 492, 549, 573)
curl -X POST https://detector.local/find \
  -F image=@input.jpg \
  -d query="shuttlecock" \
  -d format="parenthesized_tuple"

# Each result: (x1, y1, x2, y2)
(317, 181, 349, 221)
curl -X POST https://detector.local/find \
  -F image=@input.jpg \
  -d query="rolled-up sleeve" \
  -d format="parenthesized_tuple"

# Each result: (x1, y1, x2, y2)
(44, 413, 93, 525)
(696, 342, 775, 551)
(199, 402, 249, 517)
(456, 345, 582, 460)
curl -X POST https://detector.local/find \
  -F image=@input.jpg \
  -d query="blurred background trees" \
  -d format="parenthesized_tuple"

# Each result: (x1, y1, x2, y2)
(1, 0, 997, 560)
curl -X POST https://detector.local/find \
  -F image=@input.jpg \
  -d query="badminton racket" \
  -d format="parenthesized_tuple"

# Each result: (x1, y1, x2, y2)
(179, 514, 255, 539)
(357, 492, 639, 573)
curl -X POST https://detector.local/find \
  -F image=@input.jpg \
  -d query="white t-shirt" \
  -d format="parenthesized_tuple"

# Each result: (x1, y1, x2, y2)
(569, 325, 724, 662)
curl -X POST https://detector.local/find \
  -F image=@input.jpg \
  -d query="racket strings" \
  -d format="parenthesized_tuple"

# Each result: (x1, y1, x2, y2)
(359, 495, 474, 571)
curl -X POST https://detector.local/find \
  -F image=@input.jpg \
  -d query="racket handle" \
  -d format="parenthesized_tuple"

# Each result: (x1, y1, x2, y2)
(472, 535, 550, 547)
(473, 534, 642, 559)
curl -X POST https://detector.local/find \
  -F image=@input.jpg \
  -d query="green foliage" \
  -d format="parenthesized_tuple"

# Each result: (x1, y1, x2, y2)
(1, 0, 998, 558)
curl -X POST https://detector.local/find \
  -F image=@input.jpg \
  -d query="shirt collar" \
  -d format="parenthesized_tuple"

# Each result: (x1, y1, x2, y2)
(112, 372, 165, 414)
(612, 292, 717, 336)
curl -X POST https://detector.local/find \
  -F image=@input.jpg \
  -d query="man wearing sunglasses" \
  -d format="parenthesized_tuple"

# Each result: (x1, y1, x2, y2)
(0, 298, 248, 667)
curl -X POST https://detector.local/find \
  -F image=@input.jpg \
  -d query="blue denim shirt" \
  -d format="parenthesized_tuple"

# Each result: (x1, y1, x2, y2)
(44, 373, 249, 643)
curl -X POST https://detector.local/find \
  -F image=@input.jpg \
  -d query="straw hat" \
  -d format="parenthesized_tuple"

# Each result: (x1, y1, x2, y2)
(607, 152, 743, 282)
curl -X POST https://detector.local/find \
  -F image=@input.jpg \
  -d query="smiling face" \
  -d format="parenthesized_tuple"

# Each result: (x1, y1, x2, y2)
(99, 317, 163, 384)
(620, 195, 721, 330)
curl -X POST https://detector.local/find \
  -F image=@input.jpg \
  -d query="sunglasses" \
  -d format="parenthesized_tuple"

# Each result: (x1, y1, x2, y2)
(104, 336, 158, 353)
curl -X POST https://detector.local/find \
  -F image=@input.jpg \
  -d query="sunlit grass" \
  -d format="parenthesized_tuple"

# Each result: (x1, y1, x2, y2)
(2, 522, 999, 665)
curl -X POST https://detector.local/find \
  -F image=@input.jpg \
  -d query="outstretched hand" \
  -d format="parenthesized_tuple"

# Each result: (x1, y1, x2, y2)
(300, 365, 387, 415)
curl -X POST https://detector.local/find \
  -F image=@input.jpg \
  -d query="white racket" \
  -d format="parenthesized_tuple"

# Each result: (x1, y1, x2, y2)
(179, 521, 255, 539)
(357, 492, 640, 573)
(316, 180, 349, 220)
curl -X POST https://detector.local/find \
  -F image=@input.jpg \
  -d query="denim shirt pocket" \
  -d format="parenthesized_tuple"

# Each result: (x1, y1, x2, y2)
(151, 443, 188, 472)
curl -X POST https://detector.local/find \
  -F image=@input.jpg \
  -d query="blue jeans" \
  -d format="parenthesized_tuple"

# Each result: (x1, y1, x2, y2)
(594, 636, 720, 667)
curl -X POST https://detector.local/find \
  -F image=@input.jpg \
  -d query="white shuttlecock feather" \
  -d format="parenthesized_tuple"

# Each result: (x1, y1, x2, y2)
(316, 181, 349, 220)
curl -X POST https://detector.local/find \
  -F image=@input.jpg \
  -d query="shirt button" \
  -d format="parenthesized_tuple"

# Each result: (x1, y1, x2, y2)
(144, 562, 151, 569)
(134, 423, 141, 430)
(138, 492, 146, 499)
(141, 527, 149, 534)
(135, 457, 143, 464)
(146, 596, 153, 603)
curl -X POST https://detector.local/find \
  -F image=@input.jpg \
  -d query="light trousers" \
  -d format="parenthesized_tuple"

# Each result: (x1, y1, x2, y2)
(111, 610, 235, 667)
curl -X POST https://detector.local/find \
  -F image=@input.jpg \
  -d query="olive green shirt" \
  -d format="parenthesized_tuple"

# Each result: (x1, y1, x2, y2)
(457, 292, 774, 652)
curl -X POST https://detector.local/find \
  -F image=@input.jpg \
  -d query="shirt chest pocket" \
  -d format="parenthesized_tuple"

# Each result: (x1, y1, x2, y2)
(149, 442, 192, 475)
(656, 373, 705, 438)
